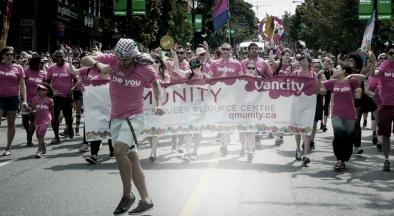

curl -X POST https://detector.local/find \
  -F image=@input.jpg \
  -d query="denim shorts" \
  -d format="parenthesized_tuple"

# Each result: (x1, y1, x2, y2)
(0, 96, 19, 112)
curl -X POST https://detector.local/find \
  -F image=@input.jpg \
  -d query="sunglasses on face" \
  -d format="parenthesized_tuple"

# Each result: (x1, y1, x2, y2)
(388, 51, 394, 56)
(4, 52, 14, 56)
(247, 67, 256, 70)
(379, 57, 387, 61)
(154, 60, 160, 64)
(191, 65, 201, 70)
(177, 52, 185, 55)
(221, 48, 231, 51)
(296, 57, 305, 61)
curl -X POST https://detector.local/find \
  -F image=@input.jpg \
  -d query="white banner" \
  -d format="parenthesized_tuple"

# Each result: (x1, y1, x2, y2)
(143, 76, 317, 135)
(84, 83, 111, 141)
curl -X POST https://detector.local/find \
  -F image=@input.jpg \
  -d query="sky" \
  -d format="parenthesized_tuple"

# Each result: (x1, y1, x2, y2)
(244, 0, 302, 21)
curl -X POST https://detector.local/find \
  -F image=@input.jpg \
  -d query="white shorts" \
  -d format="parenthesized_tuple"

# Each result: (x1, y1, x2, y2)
(110, 114, 145, 153)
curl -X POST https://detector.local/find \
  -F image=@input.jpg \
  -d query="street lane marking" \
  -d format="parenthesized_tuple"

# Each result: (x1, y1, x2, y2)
(0, 161, 11, 167)
(179, 150, 220, 216)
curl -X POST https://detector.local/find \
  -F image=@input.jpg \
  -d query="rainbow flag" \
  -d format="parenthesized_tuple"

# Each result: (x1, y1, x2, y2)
(212, 0, 230, 31)
(360, 11, 375, 50)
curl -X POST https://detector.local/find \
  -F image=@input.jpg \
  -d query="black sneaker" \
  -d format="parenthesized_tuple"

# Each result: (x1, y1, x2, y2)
(372, 134, 378, 145)
(310, 141, 315, 150)
(363, 119, 367, 128)
(377, 143, 382, 151)
(60, 129, 68, 137)
(85, 155, 98, 164)
(113, 193, 136, 215)
(128, 200, 154, 215)
(68, 128, 74, 139)
(26, 140, 34, 146)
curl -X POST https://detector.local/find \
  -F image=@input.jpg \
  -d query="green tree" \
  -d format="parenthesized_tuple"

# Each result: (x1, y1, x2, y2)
(283, 0, 394, 54)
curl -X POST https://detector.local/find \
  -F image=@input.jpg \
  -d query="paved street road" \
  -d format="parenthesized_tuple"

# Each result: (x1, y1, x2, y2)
(1, 117, 394, 216)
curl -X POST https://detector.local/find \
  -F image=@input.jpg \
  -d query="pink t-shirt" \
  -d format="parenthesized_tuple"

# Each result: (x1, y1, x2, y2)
(367, 76, 381, 107)
(210, 58, 243, 78)
(79, 67, 110, 86)
(290, 69, 316, 78)
(166, 60, 189, 82)
(274, 63, 289, 76)
(376, 60, 394, 106)
(202, 63, 210, 74)
(323, 79, 359, 119)
(25, 69, 47, 103)
(47, 63, 76, 97)
(0, 64, 25, 97)
(241, 58, 272, 77)
(32, 96, 54, 125)
(96, 53, 158, 119)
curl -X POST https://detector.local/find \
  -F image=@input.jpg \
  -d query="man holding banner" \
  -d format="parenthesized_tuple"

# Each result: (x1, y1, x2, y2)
(81, 38, 164, 215)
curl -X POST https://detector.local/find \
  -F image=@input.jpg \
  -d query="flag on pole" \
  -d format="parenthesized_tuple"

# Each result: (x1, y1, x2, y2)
(360, 11, 376, 50)
(212, 0, 230, 31)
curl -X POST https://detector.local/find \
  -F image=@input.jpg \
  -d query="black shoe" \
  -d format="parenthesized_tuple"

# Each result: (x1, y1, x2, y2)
(109, 152, 115, 158)
(60, 129, 68, 137)
(113, 193, 136, 215)
(334, 162, 341, 172)
(310, 141, 315, 150)
(75, 128, 80, 136)
(26, 140, 34, 146)
(372, 134, 378, 145)
(363, 120, 367, 128)
(377, 143, 382, 151)
(68, 128, 74, 139)
(85, 155, 98, 164)
(128, 200, 154, 215)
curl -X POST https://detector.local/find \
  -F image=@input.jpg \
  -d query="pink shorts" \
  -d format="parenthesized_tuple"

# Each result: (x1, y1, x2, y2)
(378, 106, 394, 137)
(35, 124, 49, 138)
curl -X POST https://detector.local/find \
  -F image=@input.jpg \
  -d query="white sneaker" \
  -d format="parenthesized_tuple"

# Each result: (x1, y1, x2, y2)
(34, 151, 43, 158)
(2, 150, 11, 156)
(79, 144, 89, 152)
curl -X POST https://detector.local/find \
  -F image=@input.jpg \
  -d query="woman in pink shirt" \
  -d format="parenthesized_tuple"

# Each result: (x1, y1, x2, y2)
(23, 56, 47, 146)
(31, 84, 54, 158)
(0, 47, 28, 156)
(321, 63, 365, 171)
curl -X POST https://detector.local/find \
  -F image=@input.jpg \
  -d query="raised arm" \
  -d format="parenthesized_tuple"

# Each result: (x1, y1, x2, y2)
(170, 50, 188, 79)
(80, 55, 112, 75)
(152, 79, 164, 116)
(202, 41, 212, 64)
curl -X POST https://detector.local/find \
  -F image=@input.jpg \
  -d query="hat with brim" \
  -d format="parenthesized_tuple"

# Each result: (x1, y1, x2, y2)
(37, 84, 48, 90)
(196, 47, 206, 55)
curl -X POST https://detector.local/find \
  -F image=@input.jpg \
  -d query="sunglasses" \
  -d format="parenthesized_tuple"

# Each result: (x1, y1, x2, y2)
(221, 48, 231, 51)
(296, 57, 305, 61)
(177, 52, 185, 55)
(4, 52, 14, 56)
(247, 67, 255, 70)
(154, 60, 160, 64)
(379, 57, 387, 60)
(388, 51, 394, 56)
